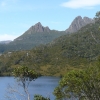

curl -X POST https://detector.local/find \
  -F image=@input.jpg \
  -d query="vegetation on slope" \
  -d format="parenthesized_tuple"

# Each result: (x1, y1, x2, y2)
(0, 31, 66, 53)
(54, 59, 100, 100)
(0, 13, 100, 76)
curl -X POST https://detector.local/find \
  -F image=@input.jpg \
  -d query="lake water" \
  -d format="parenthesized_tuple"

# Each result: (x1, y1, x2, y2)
(0, 76, 60, 100)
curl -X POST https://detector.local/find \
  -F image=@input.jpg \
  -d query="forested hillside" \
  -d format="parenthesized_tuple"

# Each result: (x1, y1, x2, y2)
(0, 18, 100, 76)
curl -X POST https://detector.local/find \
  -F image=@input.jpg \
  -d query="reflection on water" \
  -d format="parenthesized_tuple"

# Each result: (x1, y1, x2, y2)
(0, 76, 60, 100)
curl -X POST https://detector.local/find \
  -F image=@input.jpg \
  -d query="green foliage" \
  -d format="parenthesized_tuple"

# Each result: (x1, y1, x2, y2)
(13, 66, 38, 81)
(0, 31, 66, 53)
(54, 62, 100, 100)
(95, 11, 100, 19)
(34, 95, 50, 100)
(13, 66, 39, 100)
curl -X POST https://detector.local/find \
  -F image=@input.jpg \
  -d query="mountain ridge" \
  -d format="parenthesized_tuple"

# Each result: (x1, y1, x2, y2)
(66, 16, 94, 33)
(0, 16, 94, 53)
(13, 16, 94, 42)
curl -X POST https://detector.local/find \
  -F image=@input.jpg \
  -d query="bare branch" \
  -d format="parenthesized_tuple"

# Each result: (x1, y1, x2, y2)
(90, 32, 98, 43)
(5, 83, 26, 100)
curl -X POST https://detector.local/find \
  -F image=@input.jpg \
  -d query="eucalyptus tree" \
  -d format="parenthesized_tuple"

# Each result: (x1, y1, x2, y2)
(13, 66, 39, 100)
(54, 61, 100, 100)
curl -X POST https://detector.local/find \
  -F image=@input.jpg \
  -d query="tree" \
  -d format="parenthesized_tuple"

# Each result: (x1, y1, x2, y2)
(95, 11, 100, 19)
(12, 66, 39, 100)
(95, 11, 100, 22)
(54, 62, 100, 100)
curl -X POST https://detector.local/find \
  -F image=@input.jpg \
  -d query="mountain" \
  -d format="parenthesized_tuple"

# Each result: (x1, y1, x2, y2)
(24, 22, 50, 33)
(0, 22, 66, 53)
(66, 16, 94, 33)
(14, 22, 51, 41)
(0, 40, 12, 44)
(0, 16, 94, 53)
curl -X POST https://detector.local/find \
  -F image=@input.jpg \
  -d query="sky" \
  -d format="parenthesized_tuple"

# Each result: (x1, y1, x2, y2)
(0, 0, 100, 41)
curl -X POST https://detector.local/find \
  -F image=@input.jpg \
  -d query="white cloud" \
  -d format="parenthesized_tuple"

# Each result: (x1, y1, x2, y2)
(0, 34, 18, 41)
(61, 0, 100, 9)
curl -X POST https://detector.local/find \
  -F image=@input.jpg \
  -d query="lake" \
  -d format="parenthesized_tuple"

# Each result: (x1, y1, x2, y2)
(0, 76, 60, 100)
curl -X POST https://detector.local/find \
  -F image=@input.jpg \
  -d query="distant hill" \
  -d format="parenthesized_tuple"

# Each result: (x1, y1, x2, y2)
(0, 40, 12, 44)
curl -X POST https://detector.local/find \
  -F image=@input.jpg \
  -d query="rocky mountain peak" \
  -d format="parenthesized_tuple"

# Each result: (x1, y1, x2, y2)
(76, 16, 82, 20)
(26, 22, 50, 34)
(34, 22, 42, 28)
(66, 16, 94, 33)
(83, 17, 94, 24)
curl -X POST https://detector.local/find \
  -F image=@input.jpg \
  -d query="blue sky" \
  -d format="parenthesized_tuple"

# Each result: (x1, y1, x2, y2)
(0, 0, 100, 41)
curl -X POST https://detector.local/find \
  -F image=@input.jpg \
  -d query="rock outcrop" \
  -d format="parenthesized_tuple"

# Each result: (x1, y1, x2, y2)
(66, 16, 94, 33)
(25, 22, 50, 34)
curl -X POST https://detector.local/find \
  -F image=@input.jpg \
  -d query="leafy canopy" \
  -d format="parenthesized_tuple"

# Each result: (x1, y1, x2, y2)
(95, 11, 100, 19)
(34, 95, 50, 100)
(13, 66, 38, 82)
(12, 66, 39, 100)
(54, 61, 100, 100)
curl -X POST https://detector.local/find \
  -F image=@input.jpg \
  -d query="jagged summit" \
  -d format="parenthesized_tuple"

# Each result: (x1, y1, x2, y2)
(66, 16, 94, 33)
(25, 22, 50, 34)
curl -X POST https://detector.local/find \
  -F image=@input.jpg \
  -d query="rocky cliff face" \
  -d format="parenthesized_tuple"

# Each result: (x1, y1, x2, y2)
(66, 16, 94, 33)
(25, 22, 50, 34)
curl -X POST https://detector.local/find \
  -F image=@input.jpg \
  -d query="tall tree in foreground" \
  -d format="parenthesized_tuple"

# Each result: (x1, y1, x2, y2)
(54, 60, 100, 100)
(13, 66, 39, 100)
